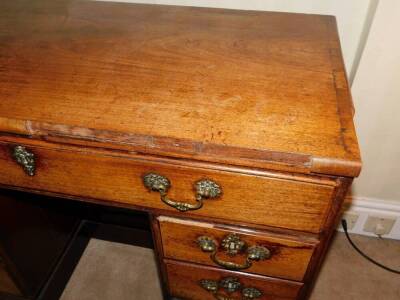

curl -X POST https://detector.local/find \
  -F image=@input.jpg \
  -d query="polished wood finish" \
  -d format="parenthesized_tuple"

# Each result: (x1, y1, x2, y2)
(0, 1, 360, 177)
(0, 2, 361, 299)
(0, 139, 335, 233)
(299, 177, 353, 300)
(165, 260, 302, 300)
(158, 217, 317, 281)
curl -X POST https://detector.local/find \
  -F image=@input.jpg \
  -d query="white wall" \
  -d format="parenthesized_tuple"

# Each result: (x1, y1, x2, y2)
(351, 1, 400, 203)
(100, 0, 374, 80)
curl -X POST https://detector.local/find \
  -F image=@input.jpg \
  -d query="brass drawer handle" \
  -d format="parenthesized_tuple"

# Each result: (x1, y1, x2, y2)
(200, 277, 262, 300)
(12, 145, 36, 176)
(198, 233, 271, 271)
(143, 173, 222, 212)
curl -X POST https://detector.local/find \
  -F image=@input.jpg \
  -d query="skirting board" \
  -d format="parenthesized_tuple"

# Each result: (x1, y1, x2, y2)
(338, 196, 400, 240)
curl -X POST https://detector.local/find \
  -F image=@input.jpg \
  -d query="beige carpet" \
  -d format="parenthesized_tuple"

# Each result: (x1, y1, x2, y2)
(61, 233, 400, 300)
(310, 234, 399, 299)
(60, 240, 163, 300)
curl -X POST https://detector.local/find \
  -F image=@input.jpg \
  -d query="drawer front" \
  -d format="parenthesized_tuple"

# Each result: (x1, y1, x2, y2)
(166, 260, 302, 300)
(0, 140, 335, 232)
(159, 217, 317, 281)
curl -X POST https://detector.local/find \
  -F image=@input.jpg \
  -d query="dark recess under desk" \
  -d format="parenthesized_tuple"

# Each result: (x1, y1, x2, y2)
(0, 189, 154, 300)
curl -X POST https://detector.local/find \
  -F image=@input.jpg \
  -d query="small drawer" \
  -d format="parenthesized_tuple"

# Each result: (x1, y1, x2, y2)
(0, 139, 336, 233)
(159, 217, 317, 281)
(166, 260, 302, 300)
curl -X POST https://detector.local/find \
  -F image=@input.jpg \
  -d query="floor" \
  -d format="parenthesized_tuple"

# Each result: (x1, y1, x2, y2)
(61, 233, 400, 300)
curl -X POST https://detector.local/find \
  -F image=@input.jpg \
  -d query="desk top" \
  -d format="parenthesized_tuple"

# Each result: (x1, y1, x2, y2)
(0, 0, 360, 176)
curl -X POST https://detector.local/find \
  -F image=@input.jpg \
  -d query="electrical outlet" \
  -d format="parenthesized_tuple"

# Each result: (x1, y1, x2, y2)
(364, 215, 396, 236)
(342, 212, 359, 230)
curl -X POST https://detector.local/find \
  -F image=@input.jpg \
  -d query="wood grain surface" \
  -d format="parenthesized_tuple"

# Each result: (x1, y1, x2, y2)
(0, 0, 361, 177)
(0, 139, 335, 233)
(165, 259, 302, 300)
(0, 2, 362, 299)
(158, 217, 318, 281)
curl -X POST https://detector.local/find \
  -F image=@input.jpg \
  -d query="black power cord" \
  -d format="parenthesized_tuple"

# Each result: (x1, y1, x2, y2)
(341, 219, 400, 275)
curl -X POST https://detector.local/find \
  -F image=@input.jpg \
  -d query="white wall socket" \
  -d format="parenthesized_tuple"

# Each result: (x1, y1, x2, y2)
(338, 197, 400, 240)
(342, 212, 359, 230)
(364, 215, 396, 236)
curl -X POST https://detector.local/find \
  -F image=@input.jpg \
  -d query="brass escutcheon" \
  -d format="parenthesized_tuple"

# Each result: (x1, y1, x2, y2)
(12, 145, 36, 176)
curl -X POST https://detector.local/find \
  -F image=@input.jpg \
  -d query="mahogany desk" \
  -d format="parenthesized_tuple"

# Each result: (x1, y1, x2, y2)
(0, 1, 361, 299)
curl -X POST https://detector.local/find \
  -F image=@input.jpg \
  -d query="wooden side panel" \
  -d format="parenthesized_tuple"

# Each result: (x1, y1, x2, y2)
(0, 189, 79, 298)
(166, 260, 302, 300)
(298, 177, 352, 299)
(0, 141, 335, 233)
(0, 259, 21, 296)
(158, 217, 317, 281)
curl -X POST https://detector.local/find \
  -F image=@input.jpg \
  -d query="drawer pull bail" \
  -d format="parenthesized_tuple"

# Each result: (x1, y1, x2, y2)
(143, 173, 222, 212)
(197, 234, 271, 271)
(12, 145, 36, 176)
(200, 277, 262, 300)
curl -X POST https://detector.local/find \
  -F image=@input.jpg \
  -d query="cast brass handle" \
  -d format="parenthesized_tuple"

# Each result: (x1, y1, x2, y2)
(197, 233, 271, 271)
(12, 145, 36, 176)
(142, 173, 222, 212)
(200, 277, 262, 300)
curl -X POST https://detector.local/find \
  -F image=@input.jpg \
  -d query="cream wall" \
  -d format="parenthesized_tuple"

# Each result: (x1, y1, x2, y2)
(101, 0, 374, 80)
(351, 1, 400, 203)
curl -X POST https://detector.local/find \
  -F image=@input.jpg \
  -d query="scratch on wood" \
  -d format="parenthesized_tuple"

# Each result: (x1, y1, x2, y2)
(25, 120, 33, 135)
